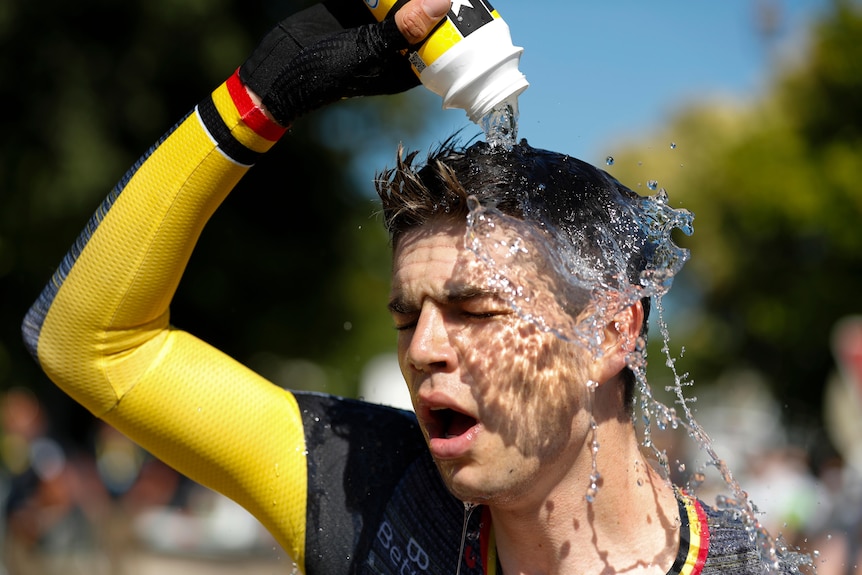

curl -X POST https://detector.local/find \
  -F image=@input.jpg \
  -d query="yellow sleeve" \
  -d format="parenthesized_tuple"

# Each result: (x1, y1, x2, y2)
(23, 71, 309, 571)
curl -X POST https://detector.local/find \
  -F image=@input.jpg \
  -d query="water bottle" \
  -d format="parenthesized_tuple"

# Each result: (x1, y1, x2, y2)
(364, 0, 529, 124)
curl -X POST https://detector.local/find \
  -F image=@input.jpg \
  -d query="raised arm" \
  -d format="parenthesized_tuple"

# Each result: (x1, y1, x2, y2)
(22, 0, 448, 568)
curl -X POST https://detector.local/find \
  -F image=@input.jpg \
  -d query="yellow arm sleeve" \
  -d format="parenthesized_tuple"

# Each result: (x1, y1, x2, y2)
(23, 74, 308, 570)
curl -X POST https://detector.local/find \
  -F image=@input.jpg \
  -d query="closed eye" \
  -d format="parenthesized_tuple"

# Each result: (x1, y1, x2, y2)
(462, 307, 512, 322)
(465, 310, 502, 319)
(390, 309, 418, 331)
(394, 320, 417, 332)
(388, 297, 418, 331)
(461, 294, 512, 321)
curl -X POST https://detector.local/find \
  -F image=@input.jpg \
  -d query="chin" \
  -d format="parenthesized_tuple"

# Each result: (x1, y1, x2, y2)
(444, 482, 493, 506)
(435, 461, 485, 503)
(435, 462, 521, 507)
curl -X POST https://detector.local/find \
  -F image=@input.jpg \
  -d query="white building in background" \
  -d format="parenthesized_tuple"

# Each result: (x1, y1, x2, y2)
(359, 353, 413, 411)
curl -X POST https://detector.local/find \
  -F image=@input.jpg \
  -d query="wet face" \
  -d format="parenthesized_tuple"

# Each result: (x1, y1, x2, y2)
(389, 218, 598, 506)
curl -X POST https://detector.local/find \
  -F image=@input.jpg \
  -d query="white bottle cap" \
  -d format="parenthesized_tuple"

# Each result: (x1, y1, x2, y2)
(418, 18, 529, 124)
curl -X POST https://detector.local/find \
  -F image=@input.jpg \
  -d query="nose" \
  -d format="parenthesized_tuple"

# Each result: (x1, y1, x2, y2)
(404, 302, 457, 373)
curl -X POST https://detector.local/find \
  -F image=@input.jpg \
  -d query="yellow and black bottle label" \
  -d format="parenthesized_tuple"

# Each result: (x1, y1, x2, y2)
(364, 0, 502, 73)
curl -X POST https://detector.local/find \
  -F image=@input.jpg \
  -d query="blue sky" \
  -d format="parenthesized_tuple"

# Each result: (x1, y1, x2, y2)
(403, 0, 831, 166)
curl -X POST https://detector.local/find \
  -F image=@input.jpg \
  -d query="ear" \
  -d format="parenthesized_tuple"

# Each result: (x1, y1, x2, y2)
(589, 300, 644, 384)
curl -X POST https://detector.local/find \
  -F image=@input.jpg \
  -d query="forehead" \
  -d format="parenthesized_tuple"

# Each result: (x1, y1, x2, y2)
(390, 218, 477, 293)
(389, 216, 552, 308)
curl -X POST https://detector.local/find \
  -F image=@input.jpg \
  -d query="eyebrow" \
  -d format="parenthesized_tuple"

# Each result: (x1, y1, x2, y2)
(387, 285, 499, 314)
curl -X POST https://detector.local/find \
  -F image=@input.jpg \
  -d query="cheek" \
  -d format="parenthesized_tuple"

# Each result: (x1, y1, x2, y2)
(458, 320, 586, 458)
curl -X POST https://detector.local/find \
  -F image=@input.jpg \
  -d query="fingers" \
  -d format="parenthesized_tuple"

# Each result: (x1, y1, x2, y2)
(395, 0, 450, 45)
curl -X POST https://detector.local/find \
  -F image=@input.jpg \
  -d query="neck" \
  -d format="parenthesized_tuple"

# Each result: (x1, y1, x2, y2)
(487, 419, 680, 575)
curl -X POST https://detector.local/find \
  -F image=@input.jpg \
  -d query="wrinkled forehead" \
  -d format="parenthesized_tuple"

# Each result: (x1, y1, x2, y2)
(391, 214, 563, 303)
(391, 217, 483, 287)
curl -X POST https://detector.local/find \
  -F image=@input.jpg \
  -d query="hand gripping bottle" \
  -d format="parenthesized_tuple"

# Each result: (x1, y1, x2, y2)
(365, 0, 529, 125)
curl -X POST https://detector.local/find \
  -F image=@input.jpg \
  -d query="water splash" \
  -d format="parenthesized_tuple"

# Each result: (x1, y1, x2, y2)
(480, 99, 519, 150)
(465, 182, 693, 355)
(455, 502, 479, 575)
(464, 176, 814, 573)
(629, 298, 812, 572)
(586, 379, 601, 503)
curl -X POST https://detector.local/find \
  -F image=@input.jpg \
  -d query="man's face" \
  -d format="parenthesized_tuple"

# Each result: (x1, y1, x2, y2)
(389, 217, 598, 507)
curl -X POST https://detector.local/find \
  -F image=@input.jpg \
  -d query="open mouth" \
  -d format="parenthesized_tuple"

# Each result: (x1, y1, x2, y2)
(421, 403, 482, 460)
(430, 408, 478, 439)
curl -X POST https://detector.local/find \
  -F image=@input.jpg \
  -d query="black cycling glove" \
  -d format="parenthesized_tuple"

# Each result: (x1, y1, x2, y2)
(239, 1, 420, 127)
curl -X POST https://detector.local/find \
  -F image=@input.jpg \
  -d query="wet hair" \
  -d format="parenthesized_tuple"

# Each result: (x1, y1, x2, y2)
(375, 137, 653, 411)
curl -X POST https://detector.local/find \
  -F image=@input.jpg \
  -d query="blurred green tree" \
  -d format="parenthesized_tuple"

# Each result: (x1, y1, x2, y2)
(607, 0, 862, 436)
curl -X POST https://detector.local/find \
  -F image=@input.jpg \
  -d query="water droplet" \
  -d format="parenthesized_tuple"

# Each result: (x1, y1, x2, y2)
(343, 321, 352, 331)
(647, 179, 658, 190)
(605, 156, 615, 166)
(670, 142, 677, 149)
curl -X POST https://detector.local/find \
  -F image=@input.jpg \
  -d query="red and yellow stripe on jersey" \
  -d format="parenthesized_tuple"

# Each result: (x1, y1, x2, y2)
(673, 490, 711, 575)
